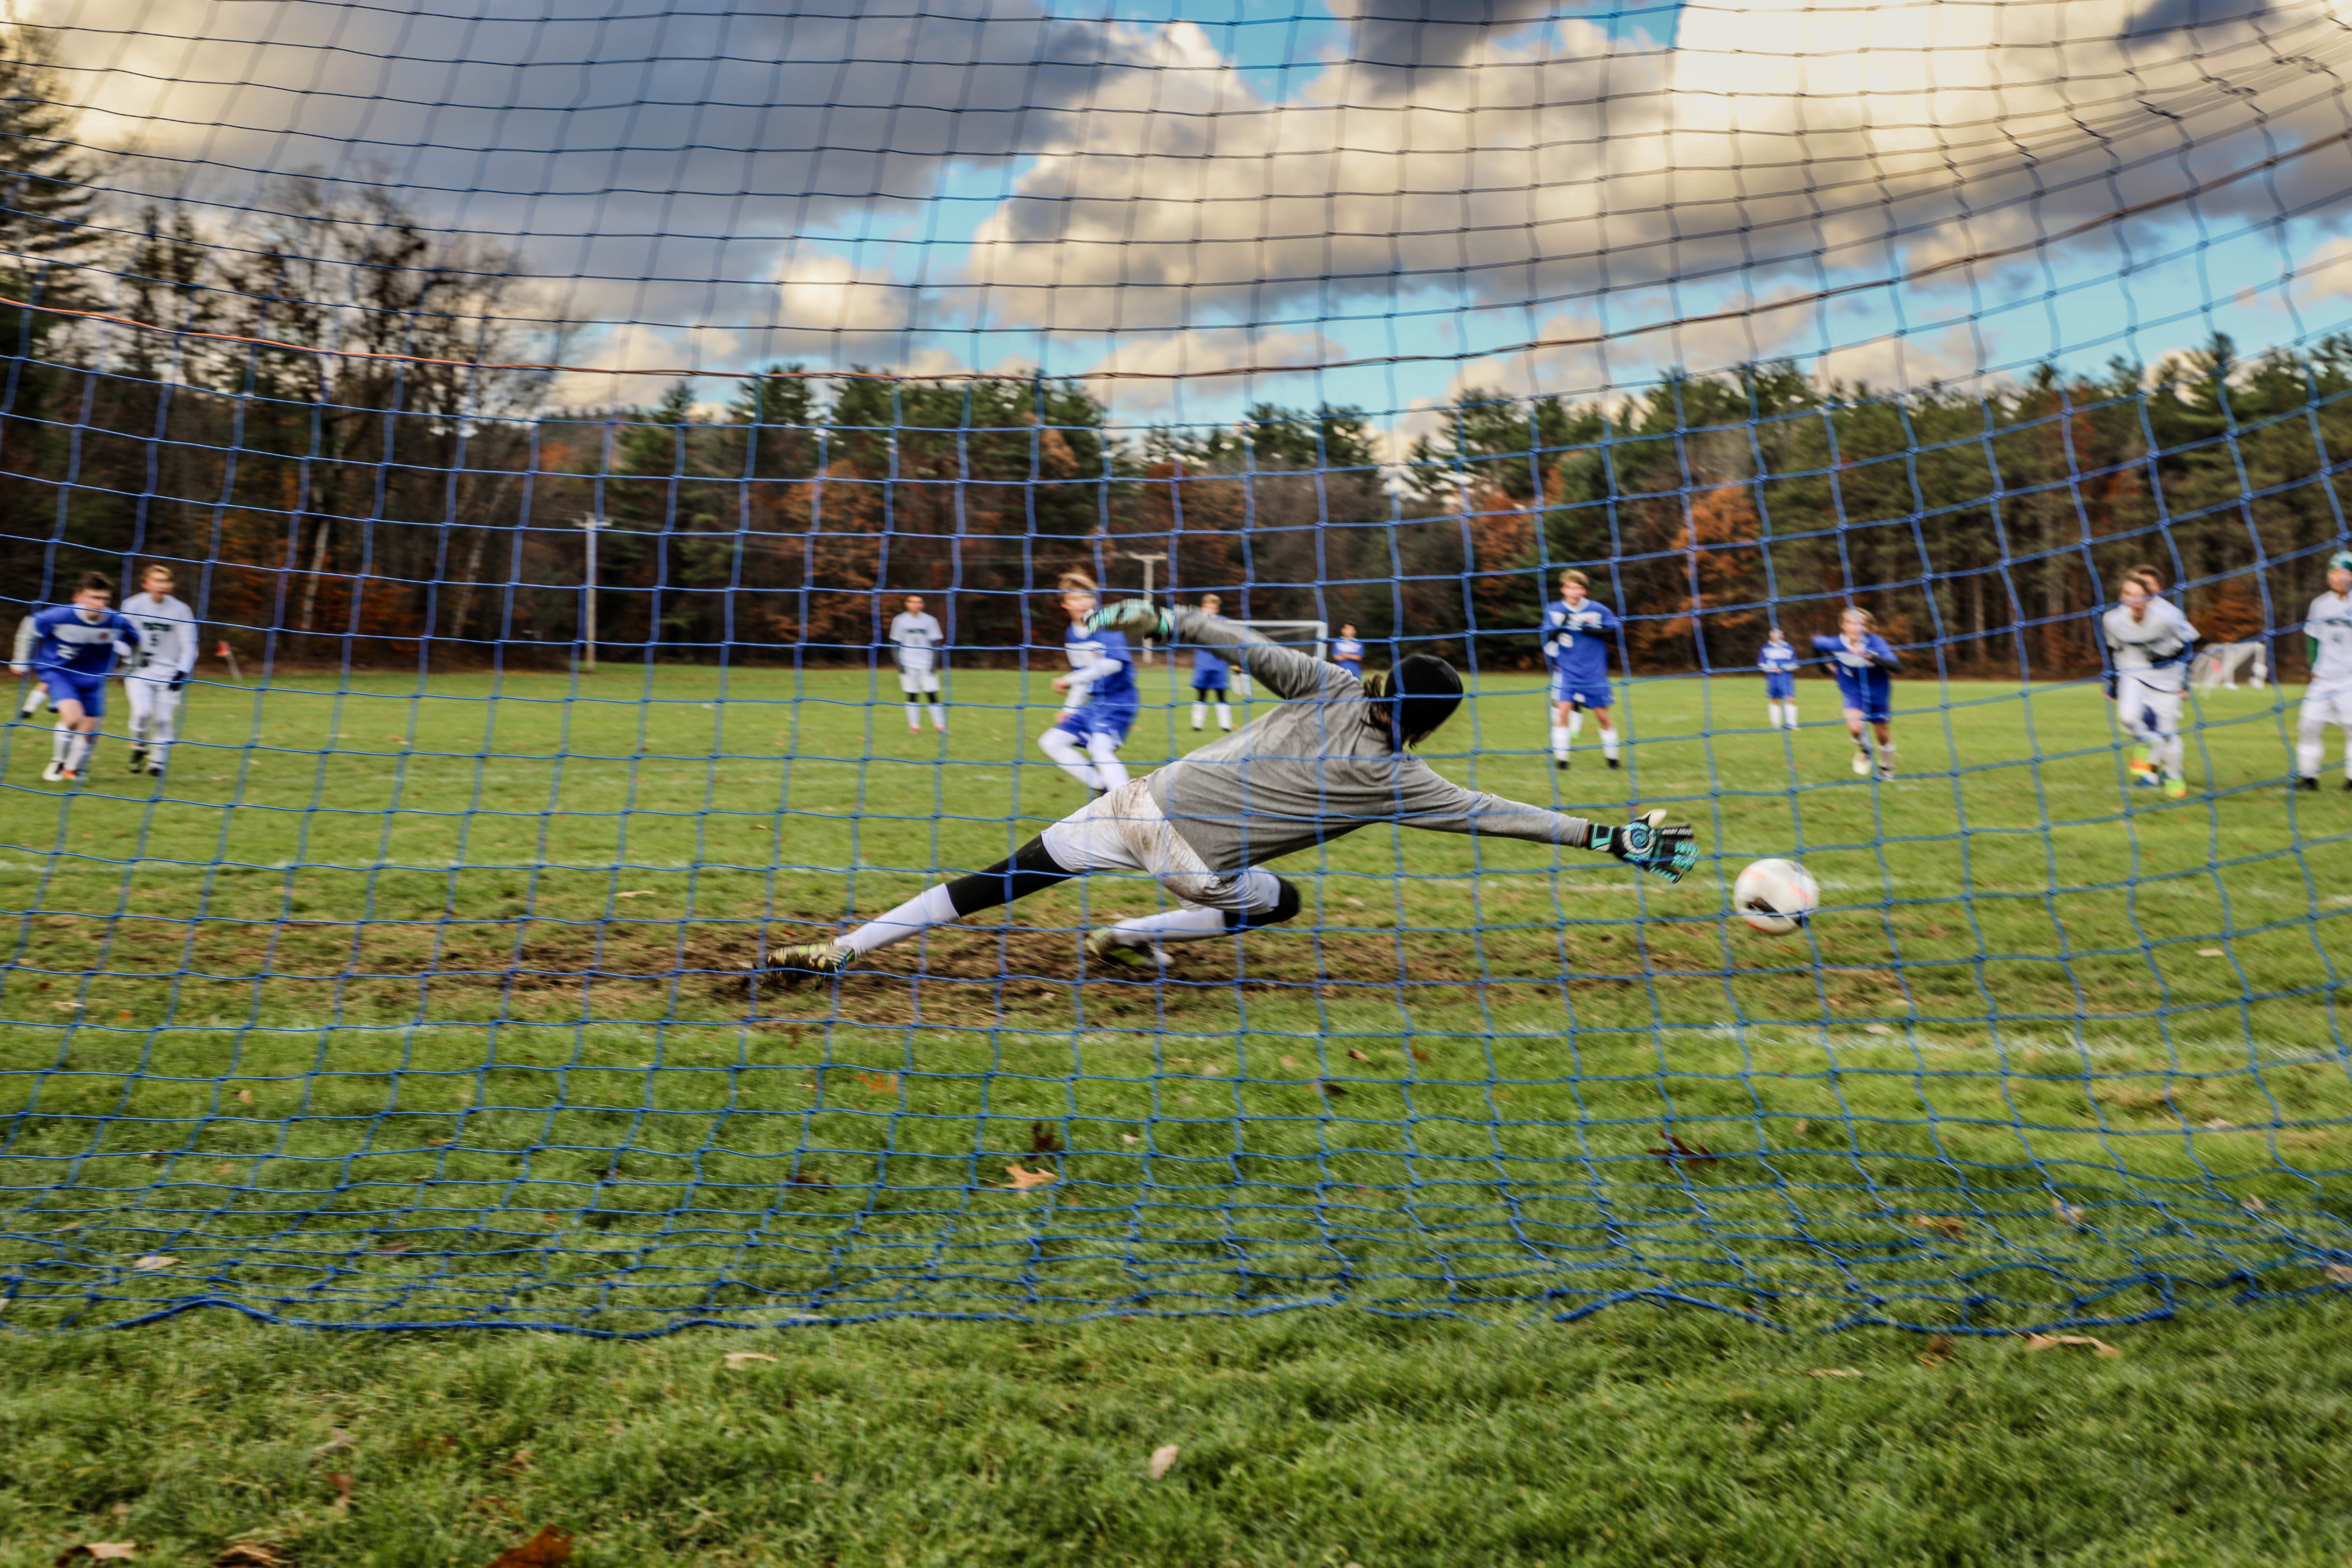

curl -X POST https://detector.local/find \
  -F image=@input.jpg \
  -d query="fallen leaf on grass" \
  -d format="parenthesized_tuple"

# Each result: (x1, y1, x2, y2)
(1863, 1023, 1894, 1036)
(55, 1545, 137, 1563)
(1408, 1046, 1429, 1063)
(1347, 1049, 1371, 1063)
(1918, 1334, 1956, 1366)
(1647, 1132, 1717, 1167)
(2243, 1196, 2269, 1214)
(131, 1256, 176, 1272)
(211, 1544, 286, 1567)
(1198, 1062, 1223, 1076)
(1281, 1055, 1298, 1068)
(2053, 1199, 2086, 1227)
(786, 1168, 830, 1190)
(855, 1071, 899, 1095)
(1791, 1118, 1809, 1138)
(615, 890, 656, 899)
(310, 1428, 355, 1457)
(1028, 1122, 1065, 1156)
(1004, 1163, 1057, 1191)
(1145, 1444, 1180, 1479)
(324, 1471, 354, 1510)
(1121, 1134, 1140, 1144)
(1314, 1080, 1346, 1098)
(2202, 1117, 2233, 1130)
(482, 1526, 573, 1568)
(2197, 948, 2225, 958)
(1806, 1367, 1862, 1378)
(2022, 1333, 2121, 1358)
(1908, 1216, 1967, 1240)
(375, 1241, 410, 1255)
(236, 1090, 253, 1105)
(723, 1352, 778, 1369)
(114, 1010, 132, 1023)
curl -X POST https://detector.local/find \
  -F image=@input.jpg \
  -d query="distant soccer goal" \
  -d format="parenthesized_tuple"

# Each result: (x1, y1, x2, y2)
(3, 0, 2351, 1338)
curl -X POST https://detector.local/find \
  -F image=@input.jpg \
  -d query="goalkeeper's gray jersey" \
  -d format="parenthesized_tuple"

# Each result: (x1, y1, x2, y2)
(1146, 610, 1590, 873)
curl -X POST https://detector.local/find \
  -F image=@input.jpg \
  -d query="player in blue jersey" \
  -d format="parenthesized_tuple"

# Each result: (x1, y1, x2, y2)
(1331, 624, 1365, 678)
(1759, 626, 1800, 730)
(13, 573, 144, 783)
(1810, 607, 1901, 779)
(1040, 571, 1139, 795)
(1189, 593, 1234, 733)
(1542, 569, 1621, 769)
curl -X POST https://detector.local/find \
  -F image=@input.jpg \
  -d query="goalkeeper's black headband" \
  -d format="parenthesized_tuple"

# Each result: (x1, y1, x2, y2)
(1363, 654, 1463, 747)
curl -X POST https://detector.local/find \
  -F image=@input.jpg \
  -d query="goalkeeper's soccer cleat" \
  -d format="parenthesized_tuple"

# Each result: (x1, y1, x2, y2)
(1086, 926, 1170, 969)
(1086, 598, 1175, 641)
(771, 942, 847, 982)
(1596, 808, 1697, 884)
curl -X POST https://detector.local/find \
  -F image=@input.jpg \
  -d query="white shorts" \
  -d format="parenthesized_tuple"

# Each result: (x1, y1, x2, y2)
(897, 670, 940, 695)
(1040, 778, 1280, 916)
(2116, 674, 2183, 740)
(2302, 682, 2352, 731)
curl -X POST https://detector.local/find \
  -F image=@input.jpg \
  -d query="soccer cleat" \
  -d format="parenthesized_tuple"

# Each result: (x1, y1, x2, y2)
(1554, 756, 1569, 771)
(145, 762, 165, 778)
(770, 942, 846, 982)
(2343, 776, 2352, 791)
(60, 770, 81, 784)
(1850, 749, 1872, 777)
(2164, 771, 2188, 799)
(1086, 926, 1170, 969)
(1876, 764, 1897, 782)
(127, 746, 147, 773)
(1606, 756, 1621, 770)
(39, 760, 63, 782)
(2298, 776, 2320, 791)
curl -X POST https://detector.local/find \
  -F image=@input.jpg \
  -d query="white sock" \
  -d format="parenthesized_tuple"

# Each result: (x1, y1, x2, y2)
(1783, 702, 1797, 728)
(1566, 712, 1584, 741)
(905, 702, 922, 729)
(1110, 906, 1230, 945)
(1549, 723, 1569, 759)
(1216, 704, 1232, 731)
(20, 688, 39, 718)
(1088, 733, 1130, 790)
(1040, 729, 1101, 790)
(932, 705, 946, 731)
(1764, 702, 1780, 729)
(1600, 728, 1620, 761)
(839, 883, 962, 957)
(65, 730, 93, 772)
(1191, 702, 1206, 729)
(1878, 742, 1896, 769)
(51, 725, 71, 764)
(2300, 729, 2325, 777)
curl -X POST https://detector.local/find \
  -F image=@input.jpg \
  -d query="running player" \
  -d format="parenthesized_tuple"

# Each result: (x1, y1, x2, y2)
(119, 563, 197, 777)
(888, 593, 948, 734)
(771, 601, 1696, 978)
(1811, 607, 1900, 779)
(1189, 593, 1234, 733)
(2296, 549, 2352, 790)
(1037, 572, 1138, 796)
(10, 613, 48, 721)
(1759, 626, 1799, 730)
(1542, 569, 1621, 769)
(2101, 566, 2199, 799)
(1330, 624, 1364, 678)
(15, 573, 144, 783)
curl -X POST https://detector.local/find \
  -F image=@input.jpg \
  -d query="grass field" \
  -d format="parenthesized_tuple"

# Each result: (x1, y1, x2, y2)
(1, 662, 2348, 1336)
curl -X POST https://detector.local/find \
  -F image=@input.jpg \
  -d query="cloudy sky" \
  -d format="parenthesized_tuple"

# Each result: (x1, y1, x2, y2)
(30, 0, 2352, 429)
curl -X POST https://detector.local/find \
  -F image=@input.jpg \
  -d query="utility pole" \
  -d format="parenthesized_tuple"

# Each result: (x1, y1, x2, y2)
(579, 514, 606, 673)
(1120, 550, 1168, 663)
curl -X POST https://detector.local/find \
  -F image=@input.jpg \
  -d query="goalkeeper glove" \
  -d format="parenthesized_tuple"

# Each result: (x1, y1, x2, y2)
(1087, 599, 1174, 640)
(169, 669, 188, 691)
(1593, 808, 1696, 884)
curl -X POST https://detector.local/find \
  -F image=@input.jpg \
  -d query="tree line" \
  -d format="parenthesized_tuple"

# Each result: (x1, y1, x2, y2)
(1, 34, 2345, 679)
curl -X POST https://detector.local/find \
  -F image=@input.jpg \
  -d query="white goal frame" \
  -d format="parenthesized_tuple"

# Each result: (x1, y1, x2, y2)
(2191, 641, 2268, 690)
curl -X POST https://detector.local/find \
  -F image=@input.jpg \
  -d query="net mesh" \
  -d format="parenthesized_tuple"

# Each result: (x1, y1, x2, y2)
(3, 0, 2351, 1334)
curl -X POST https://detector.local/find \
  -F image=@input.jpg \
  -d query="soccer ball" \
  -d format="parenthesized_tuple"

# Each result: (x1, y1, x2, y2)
(1734, 858, 1819, 935)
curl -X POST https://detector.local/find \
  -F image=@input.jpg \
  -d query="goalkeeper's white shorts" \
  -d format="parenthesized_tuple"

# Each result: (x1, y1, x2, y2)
(1041, 778, 1281, 917)
(897, 670, 940, 695)
(2115, 674, 2183, 741)
(2301, 681, 2352, 732)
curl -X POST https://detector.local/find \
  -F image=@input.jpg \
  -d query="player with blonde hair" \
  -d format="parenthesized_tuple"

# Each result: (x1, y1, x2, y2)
(2296, 549, 2352, 790)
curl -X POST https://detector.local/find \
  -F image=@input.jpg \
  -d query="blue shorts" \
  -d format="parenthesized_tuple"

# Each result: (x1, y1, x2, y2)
(1191, 672, 1229, 694)
(40, 667, 105, 717)
(1054, 704, 1136, 746)
(1764, 674, 1797, 699)
(1839, 692, 1893, 724)
(1550, 676, 1609, 709)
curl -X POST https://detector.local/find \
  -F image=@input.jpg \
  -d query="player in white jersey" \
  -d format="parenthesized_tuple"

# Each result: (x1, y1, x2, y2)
(2296, 550, 2352, 790)
(118, 563, 198, 777)
(2100, 566, 2199, 800)
(887, 594, 947, 734)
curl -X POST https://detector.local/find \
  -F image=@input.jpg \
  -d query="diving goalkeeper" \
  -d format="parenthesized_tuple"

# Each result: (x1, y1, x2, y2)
(773, 603, 1696, 977)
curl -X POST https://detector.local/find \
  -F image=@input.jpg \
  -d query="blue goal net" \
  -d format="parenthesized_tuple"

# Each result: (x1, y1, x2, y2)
(4, 0, 2352, 1336)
